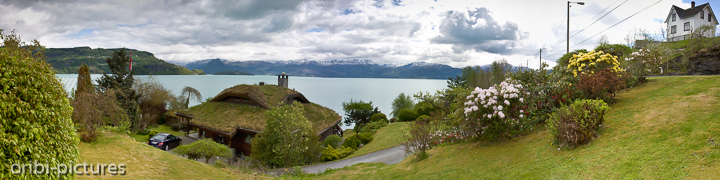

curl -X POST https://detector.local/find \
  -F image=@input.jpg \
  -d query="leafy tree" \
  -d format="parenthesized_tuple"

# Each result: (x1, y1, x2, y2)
(96, 48, 140, 129)
(72, 89, 128, 142)
(446, 75, 466, 89)
(342, 99, 380, 132)
(251, 101, 322, 168)
(134, 76, 174, 130)
(391, 93, 414, 118)
(556, 49, 588, 69)
(594, 44, 632, 59)
(461, 65, 492, 89)
(323, 135, 343, 149)
(0, 29, 79, 178)
(174, 138, 233, 163)
(75, 63, 93, 95)
(181, 86, 203, 108)
(414, 101, 436, 117)
(369, 113, 389, 124)
(398, 108, 419, 122)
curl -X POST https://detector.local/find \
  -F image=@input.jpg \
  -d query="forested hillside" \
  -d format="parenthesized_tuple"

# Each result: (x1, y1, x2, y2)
(45, 47, 200, 75)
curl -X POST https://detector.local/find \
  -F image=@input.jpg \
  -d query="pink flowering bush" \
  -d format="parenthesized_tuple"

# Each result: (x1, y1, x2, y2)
(463, 79, 533, 140)
(625, 48, 664, 81)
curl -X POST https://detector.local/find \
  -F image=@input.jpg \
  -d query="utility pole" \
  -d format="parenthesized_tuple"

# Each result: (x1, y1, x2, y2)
(539, 49, 542, 69)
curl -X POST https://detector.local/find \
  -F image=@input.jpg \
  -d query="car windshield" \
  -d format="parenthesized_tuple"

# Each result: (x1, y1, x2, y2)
(150, 134, 166, 141)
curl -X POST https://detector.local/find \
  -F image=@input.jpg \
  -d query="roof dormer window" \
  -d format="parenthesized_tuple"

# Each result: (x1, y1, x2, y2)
(701, 10, 705, 19)
(672, 13, 676, 22)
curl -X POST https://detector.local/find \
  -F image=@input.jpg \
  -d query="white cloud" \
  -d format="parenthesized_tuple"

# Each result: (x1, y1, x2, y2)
(0, 0, 706, 69)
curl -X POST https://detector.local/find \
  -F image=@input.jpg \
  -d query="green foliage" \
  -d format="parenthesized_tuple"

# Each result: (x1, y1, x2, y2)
(321, 146, 356, 162)
(397, 108, 419, 122)
(415, 115, 431, 123)
(0, 29, 79, 179)
(360, 120, 388, 134)
(369, 113, 389, 124)
(342, 99, 380, 132)
(96, 48, 141, 130)
(137, 129, 151, 135)
(174, 138, 233, 163)
(391, 93, 415, 118)
(213, 161, 227, 168)
(357, 132, 374, 144)
(191, 69, 206, 75)
(323, 135, 343, 149)
(75, 63, 93, 95)
(72, 89, 128, 142)
(342, 135, 361, 150)
(547, 99, 610, 147)
(556, 49, 588, 69)
(135, 76, 174, 130)
(403, 121, 440, 162)
(510, 64, 581, 123)
(44, 47, 196, 75)
(250, 101, 322, 168)
(594, 44, 632, 59)
(148, 130, 159, 139)
(413, 101, 435, 117)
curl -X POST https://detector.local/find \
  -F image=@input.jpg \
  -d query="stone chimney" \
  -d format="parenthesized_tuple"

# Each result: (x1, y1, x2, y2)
(691, 1, 695, 8)
(277, 72, 288, 88)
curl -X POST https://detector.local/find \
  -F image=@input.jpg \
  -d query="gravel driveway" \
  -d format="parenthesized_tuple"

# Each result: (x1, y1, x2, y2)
(302, 145, 408, 174)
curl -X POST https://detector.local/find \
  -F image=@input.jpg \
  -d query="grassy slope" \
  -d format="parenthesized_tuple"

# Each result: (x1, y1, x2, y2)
(78, 132, 267, 179)
(129, 125, 187, 143)
(310, 76, 720, 179)
(344, 122, 409, 159)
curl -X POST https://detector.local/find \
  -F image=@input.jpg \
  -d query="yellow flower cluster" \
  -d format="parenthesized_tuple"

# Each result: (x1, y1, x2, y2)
(567, 50, 624, 77)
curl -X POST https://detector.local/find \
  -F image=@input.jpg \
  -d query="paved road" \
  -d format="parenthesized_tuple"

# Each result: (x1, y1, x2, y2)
(302, 145, 408, 174)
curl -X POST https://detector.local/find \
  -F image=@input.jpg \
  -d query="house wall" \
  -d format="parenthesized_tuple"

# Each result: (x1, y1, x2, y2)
(231, 132, 254, 156)
(668, 6, 719, 41)
(318, 124, 342, 141)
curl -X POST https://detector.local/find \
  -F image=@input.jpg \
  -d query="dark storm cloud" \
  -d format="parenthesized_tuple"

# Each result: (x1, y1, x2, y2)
(432, 7, 529, 55)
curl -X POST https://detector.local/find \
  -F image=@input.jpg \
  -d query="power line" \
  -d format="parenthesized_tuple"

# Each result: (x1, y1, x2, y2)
(587, 0, 621, 23)
(568, 0, 629, 40)
(572, 0, 663, 47)
(554, 13, 567, 36)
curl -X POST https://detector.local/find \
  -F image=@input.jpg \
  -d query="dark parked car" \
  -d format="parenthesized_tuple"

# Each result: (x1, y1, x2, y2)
(148, 133, 182, 151)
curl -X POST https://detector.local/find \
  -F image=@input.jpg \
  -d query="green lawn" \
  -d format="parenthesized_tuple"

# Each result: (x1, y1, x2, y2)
(129, 125, 188, 143)
(343, 129, 356, 138)
(307, 76, 720, 179)
(77, 132, 268, 179)
(343, 122, 409, 159)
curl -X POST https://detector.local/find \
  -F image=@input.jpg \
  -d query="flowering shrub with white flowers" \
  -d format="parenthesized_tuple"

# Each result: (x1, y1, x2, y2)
(625, 48, 664, 78)
(463, 80, 533, 139)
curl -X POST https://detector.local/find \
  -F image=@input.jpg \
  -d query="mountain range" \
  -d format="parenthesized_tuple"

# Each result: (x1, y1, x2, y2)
(177, 59, 463, 79)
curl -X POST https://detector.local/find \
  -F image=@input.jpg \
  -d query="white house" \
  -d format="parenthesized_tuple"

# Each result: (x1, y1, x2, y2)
(665, 1, 719, 42)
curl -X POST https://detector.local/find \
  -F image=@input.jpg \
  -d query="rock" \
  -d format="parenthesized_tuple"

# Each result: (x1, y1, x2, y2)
(358, 143, 364, 149)
(688, 44, 720, 75)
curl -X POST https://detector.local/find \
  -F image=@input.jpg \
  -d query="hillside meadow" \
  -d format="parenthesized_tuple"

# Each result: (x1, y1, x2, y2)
(304, 75, 720, 179)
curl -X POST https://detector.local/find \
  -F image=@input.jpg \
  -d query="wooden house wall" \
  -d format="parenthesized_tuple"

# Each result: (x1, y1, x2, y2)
(231, 132, 254, 156)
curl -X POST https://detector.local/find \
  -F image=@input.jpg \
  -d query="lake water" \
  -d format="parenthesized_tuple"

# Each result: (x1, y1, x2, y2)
(55, 74, 448, 130)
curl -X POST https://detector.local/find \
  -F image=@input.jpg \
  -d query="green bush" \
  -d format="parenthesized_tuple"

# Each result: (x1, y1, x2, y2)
(250, 102, 322, 168)
(398, 108, 419, 122)
(0, 29, 79, 179)
(389, 117, 397, 123)
(357, 132, 374, 144)
(137, 129, 151, 135)
(415, 115, 431, 123)
(547, 99, 610, 147)
(148, 130, 160, 139)
(342, 135, 361, 149)
(213, 160, 227, 168)
(369, 113, 389, 123)
(360, 120, 388, 134)
(321, 146, 356, 162)
(414, 101, 435, 116)
(174, 138, 233, 163)
(323, 135, 343, 149)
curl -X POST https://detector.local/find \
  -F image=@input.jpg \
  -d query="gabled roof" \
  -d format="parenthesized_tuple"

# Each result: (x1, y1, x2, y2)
(209, 84, 309, 109)
(666, 3, 715, 23)
(179, 84, 340, 136)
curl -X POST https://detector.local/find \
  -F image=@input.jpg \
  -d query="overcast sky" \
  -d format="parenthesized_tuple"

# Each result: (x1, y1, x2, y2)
(1, 0, 716, 68)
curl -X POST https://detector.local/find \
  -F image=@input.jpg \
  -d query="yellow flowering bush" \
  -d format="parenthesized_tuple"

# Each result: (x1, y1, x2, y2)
(567, 50, 624, 77)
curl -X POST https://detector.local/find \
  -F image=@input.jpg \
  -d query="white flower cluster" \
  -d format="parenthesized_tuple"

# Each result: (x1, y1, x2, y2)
(464, 81, 525, 119)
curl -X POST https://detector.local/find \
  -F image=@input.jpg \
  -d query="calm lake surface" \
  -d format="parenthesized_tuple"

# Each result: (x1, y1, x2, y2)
(56, 74, 447, 130)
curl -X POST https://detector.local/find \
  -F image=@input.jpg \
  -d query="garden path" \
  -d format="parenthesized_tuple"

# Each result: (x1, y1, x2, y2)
(301, 145, 408, 174)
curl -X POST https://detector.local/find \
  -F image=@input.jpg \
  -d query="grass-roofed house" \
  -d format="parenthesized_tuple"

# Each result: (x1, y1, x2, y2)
(176, 74, 343, 156)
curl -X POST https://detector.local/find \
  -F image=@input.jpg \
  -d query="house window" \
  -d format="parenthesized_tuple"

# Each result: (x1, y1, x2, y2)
(245, 134, 254, 143)
(701, 11, 705, 19)
(710, 14, 713, 22)
(671, 25, 677, 34)
(672, 13, 676, 22)
(684, 22, 690, 31)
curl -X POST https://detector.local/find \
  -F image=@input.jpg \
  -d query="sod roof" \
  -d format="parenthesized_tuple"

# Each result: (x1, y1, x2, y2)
(180, 85, 340, 135)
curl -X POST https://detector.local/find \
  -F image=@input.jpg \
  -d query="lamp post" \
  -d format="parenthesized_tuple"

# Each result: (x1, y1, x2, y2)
(568, 1, 585, 54)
